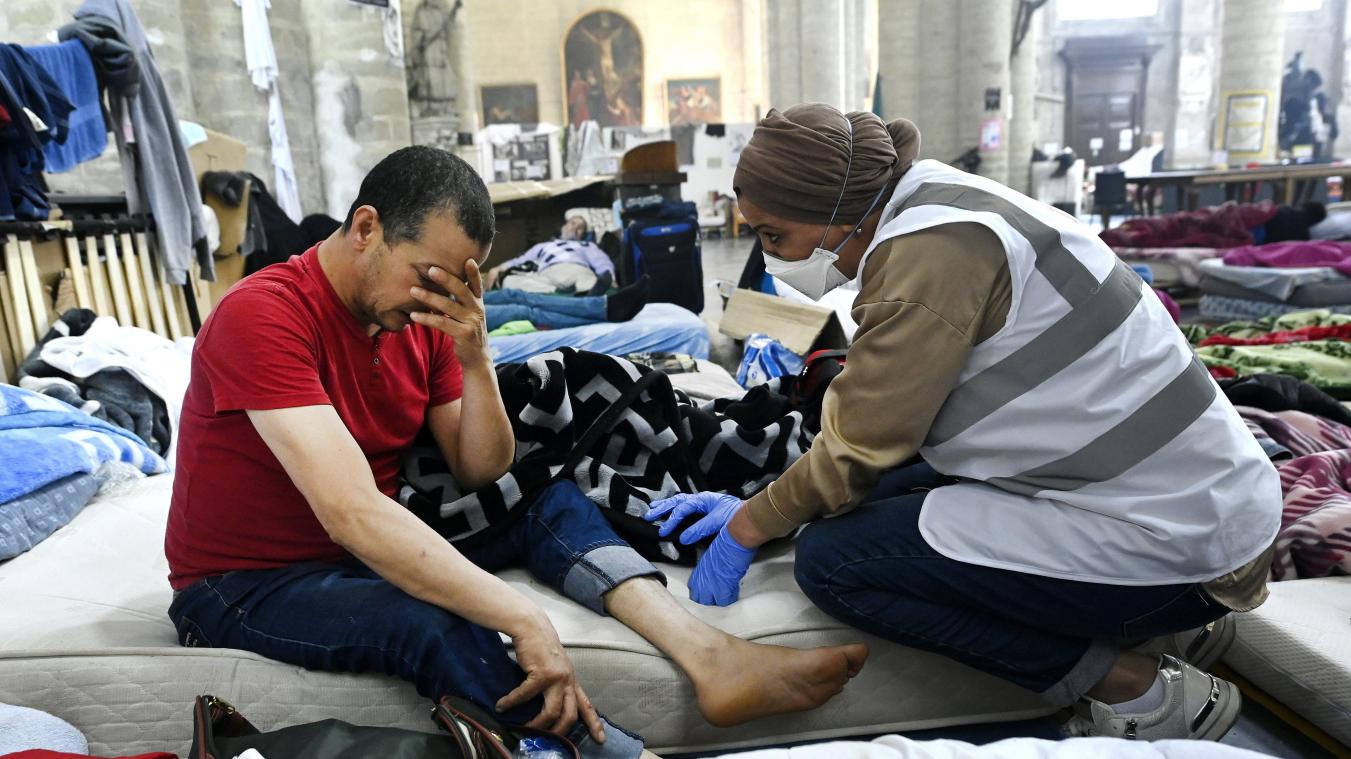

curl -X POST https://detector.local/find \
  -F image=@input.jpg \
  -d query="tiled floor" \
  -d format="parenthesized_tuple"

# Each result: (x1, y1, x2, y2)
(690, 235, 1337, 758)
(697, 234, 757, 372)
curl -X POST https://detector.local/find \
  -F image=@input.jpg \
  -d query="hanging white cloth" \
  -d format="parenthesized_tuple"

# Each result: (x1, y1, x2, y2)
(235, 0, 304, 222)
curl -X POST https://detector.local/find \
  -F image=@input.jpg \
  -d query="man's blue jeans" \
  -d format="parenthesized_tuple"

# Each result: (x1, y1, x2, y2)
(793, 463, 1231, 707)
(485, 289, 606, 331)
(167, 481, 659, 759)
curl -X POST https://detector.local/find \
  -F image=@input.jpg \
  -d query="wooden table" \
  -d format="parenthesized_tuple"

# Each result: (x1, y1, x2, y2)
(1127, 163, 1351, 214)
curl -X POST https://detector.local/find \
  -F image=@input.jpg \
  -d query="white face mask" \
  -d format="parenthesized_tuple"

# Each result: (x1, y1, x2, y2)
(763, 228, 855, 300)
(760, 114, 892, 301)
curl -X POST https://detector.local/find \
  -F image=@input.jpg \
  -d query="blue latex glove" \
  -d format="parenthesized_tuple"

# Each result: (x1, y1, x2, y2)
(644, 492, 744, 545)
(688, 526, 756, 606)
(645, 493, 756, 606)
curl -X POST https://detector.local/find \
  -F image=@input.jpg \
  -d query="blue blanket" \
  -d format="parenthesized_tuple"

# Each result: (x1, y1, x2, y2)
(0, 384, 164, 504)
(488, 303, 711, 364)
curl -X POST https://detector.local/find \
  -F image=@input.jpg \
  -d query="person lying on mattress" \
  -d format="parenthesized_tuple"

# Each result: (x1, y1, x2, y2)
(648, 104, 1282, 744)
(162, 145, 866, 759)
(480, 216, 650, 332)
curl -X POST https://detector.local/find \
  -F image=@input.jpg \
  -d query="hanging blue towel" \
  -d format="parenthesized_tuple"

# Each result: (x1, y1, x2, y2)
(26, 40, 107, 173)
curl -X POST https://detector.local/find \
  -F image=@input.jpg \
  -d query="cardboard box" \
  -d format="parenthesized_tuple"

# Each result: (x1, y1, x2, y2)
(718, 289, 848, 355)
(188, 128, 247, 182)
(188, 128, 251, 257)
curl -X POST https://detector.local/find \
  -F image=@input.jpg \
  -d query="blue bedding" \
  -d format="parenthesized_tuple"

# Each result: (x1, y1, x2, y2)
(0, 473, 101, 560)
(489, 303, 710, 364)
(0, 384, 165, 504)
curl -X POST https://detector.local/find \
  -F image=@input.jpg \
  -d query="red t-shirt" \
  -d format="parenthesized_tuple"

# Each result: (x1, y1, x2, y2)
(165, 246, 463, 590)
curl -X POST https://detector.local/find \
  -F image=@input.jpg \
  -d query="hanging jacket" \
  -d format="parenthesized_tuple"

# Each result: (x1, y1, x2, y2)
(72, 0, 210, 285)
(0, 46, 71, 221)
(58, 14, 142, 96)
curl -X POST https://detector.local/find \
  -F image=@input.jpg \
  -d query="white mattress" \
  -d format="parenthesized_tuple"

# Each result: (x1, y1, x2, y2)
(1223, 576, 1351, 747)
(0, 476, 1054, 757)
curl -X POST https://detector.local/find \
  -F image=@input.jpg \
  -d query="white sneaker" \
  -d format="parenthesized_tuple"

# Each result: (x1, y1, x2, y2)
(1135, 615, 1236, 671)
(1065, 655, 1242, 741)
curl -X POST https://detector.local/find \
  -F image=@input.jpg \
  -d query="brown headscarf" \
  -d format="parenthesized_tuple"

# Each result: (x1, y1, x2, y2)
(733, 103, 921, 225)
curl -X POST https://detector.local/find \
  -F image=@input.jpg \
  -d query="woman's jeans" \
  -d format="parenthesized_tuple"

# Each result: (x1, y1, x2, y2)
(793, 463, 1231, 706)
(168, 481, 658, 759)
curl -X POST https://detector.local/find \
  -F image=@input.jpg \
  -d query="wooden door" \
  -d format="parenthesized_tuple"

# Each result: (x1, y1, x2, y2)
(1062, 39, 1156, 167)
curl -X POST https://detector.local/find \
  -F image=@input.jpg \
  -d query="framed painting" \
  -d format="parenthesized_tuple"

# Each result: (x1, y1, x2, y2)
(481, 84, 539, 126)
(667, 78, 721, 125)
(563, 10, 643, 127)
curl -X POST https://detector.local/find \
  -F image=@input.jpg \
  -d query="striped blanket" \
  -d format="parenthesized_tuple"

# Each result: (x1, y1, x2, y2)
(1238, 406, 1351, 580)
(399, 348, 818, 563)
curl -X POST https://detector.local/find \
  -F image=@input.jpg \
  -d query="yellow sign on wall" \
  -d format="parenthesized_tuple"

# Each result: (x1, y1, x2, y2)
(1218, 90, 1272, 158)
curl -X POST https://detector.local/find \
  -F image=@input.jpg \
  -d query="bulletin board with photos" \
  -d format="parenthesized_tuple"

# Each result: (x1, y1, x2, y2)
(493, 134, 553, 182)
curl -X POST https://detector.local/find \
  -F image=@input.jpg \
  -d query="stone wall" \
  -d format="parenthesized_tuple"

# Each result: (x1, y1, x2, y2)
(1, 0, 413, 217)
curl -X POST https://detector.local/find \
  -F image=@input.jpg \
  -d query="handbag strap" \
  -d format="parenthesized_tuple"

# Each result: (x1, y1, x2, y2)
(435, 696, 580, 759)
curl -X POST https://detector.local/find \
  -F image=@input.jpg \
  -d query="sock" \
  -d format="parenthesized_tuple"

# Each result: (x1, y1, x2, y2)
(1109, 671, 1166, 714)
(585, 271, 613, 297)
(606, 276, 649, 321)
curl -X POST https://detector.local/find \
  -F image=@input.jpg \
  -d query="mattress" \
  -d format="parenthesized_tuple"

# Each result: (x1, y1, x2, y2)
(1199, 258, 1351, 305)
(489, 303, 711, 364)
(0, 476, 1055, 757)
(1223, 577, 1351, 747)
(1112, 247, 1224, 289)
(1198, 295, 1351, 323)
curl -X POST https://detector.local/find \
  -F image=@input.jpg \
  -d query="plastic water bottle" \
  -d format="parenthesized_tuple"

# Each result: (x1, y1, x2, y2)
(513, 736, 570, 759)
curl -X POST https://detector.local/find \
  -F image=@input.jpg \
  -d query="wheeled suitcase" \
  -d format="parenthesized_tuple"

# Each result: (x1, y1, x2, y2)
(623, 215, 704, 313)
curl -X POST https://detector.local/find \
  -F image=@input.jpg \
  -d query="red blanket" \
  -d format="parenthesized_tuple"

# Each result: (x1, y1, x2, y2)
(1100, 202, 1278, 249)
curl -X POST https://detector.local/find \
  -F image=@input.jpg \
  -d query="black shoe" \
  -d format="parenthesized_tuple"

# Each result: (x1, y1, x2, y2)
(606, 276, 649, 321)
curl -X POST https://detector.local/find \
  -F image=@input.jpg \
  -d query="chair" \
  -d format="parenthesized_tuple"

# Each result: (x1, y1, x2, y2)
(1094, 169, 1131, 230)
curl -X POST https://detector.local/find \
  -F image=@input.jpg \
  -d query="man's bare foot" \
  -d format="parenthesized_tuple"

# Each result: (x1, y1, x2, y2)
(687, 638, 869, 727)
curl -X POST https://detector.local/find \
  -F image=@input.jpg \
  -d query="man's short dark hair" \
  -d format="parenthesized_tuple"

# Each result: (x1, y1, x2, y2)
(343, 146, 496, 248)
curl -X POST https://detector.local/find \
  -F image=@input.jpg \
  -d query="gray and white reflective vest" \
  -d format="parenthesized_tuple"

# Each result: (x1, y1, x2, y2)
(857, 160, 1281, 585)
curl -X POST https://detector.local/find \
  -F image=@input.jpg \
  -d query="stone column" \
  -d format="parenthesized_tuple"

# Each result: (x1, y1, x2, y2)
(1335, 0, 1351, 158)
(914, 0, 961, 162)
(1217, 0, 1287, 162)
(1170, 0, 1223, 169)
(765, 0, 804, 107)
(1007, 0, 1042, 193)
(957, 0, 1014, 183)
(877, 0, 923, 123)
(799, 0, 848, 106)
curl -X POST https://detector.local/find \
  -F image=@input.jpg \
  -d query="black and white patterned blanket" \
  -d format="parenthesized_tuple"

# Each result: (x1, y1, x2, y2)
(399, 348, 820, 564)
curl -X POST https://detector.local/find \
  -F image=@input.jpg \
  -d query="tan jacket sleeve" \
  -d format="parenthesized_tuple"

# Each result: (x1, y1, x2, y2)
(744, 222, 1013, 538)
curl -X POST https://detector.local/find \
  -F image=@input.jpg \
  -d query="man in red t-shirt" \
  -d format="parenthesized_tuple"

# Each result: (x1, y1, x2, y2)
(164, 147, 865, 757)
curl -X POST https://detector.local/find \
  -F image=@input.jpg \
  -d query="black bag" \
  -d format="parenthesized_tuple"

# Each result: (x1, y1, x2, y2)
(623, 215, 703, 313)
(189, 694, 579, 759)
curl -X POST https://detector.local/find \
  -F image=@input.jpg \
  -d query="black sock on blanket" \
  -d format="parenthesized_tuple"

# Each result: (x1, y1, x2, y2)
(606, 276, 649, 321)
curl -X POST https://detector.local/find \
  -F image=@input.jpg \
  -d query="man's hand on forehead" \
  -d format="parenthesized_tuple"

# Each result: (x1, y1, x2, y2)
(412, 260, 484, 316)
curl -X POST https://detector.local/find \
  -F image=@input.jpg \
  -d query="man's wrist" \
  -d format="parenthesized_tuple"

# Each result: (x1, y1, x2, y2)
(457, 351, 495, 376)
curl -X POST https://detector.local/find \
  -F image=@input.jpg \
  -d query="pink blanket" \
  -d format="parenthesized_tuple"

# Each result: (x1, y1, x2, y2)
(1238, 406, 1351, 580)
(1222, 240, 1351, 275)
